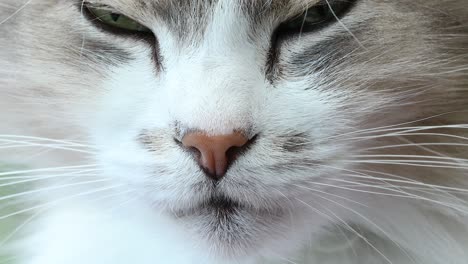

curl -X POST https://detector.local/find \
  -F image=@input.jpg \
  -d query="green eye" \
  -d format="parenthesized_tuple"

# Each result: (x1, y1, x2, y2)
(278, 0, 356, 35)
(86, 5, 150, 33)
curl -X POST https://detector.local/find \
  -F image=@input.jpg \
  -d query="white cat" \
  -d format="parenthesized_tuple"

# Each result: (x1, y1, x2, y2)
(0, 0, 468, 263)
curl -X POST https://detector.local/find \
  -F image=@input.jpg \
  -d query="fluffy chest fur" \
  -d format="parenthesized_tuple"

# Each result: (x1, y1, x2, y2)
(0, 0, 468, 263)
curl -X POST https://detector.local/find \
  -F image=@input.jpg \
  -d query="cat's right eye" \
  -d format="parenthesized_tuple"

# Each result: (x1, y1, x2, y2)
(84, 3, 152, 34)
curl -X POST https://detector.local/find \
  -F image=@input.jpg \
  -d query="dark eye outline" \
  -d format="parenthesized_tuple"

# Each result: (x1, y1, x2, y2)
(81, 2, 155, 41)
(266, 0, 357, 79)
(275, 0, 357, 39)
(79, 2, 162, 70)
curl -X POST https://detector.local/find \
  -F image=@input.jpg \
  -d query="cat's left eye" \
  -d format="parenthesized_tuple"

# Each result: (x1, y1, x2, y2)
(85, 4, 151, 33)
(277, 0, 356, 37)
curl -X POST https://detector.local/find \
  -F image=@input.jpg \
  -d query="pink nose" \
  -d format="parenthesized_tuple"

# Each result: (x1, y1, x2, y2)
(181, 132, 249, 181)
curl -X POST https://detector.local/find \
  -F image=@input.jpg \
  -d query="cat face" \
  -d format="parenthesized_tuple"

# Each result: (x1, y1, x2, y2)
(2, 0, 468, 259)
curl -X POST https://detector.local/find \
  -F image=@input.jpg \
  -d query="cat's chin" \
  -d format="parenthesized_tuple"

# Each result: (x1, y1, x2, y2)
(168, 194, 288, 256)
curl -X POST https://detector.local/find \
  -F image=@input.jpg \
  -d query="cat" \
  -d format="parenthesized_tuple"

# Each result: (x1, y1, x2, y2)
(0, 0, 468, 263)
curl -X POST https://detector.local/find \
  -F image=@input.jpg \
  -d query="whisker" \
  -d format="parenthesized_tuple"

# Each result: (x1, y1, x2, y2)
(342, 167, 468, 205)
(270, 187, 296, 229)
(103, 193, 139, 214)
(323, 111, 468, 140)
(342, 125, 468, 142)
(0, 165, 98, 177)
(0, 139, 95, 154)
(296, 198, 394, 264)
(342, 160, 468, 170)
(342, 172, 468, 193)
(396, 136, 467, 166)
(312, 195, 415, 264)
(0, 170, 101, 187)
(293, 198, 359, 257)
(0, 178, 110, 202)
(324, 0, 367, 50)
(0, 169, 100, 181)
(394, 132, 468, 141)
(335, 176, 465, 201)
(0, 135, 93, 148)
(305, 180, 468, 213)
(322, 178, 468, 213)
(351, 154, 468, 163)
(0, 184, 123, 220)
(318, 163, 468, 192)
(0, 0, 34, 26)
(0, 209, 44, 248)
(292, 184, 369, 207)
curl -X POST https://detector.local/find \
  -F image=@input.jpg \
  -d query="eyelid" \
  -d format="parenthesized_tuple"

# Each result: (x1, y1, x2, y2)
(83, 1, 143, 23)
(83, 2, 123, 17)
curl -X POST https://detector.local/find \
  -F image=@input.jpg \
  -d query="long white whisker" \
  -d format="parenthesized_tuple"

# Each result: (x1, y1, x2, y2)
(396, 132, 468, 141)
(351, 154, 468, 163)
(0, 170, 101, 187)
(0, 169, 100, 181)
(0, 184, 123, 220)
(296, 198, 393, 264)
(292, 184, 369, 207)
(0, 0, 34, 26)
(323, 0, 366, 50)
(342, 172, 468, 193)
(314, 195, 415, 264)
(0, 165, 98, 177)
(323, 178, 468, 213)
(0, 178, 110, 202)
(323, 111, 468, 140)
(347, 168, 468, 205)
(0, 135, 93, 148)
(0, 139, 95, 154)
(293, 198, 360, 257)
(396, 136, 467, 166)
(305, 180, 468, 213)
(0, 209, 44, 248)
(318, 163, 468, 192)
(341, 125, 468, 142)
(342, 160, 468, 170)
(270, 187, 296, 229)
(363, 142, 468, 152)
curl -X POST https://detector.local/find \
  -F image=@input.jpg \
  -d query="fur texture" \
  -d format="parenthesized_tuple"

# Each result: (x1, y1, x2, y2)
(0, 0, 468, 263)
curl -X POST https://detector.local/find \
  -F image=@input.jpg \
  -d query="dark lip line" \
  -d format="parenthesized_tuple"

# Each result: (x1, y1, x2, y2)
(170, 193, 246, 218)
(170, 193, 287, 220)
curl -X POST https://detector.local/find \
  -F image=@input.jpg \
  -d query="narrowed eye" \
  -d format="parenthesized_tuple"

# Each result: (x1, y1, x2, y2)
(277, 0, 356, 36)
(85, 4, 151, 33)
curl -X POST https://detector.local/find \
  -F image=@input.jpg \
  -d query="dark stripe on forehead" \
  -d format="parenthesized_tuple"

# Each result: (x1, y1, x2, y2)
(133, 0, 285, 42)
(138, 0, 217, 41)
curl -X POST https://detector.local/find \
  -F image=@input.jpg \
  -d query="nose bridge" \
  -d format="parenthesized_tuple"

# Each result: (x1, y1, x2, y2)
(168, 51, 259, 134)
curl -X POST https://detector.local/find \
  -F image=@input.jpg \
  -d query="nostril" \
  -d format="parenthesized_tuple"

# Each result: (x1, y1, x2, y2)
(187, 146, 202, 160)
(173, 137, 182, 145)
(225, 146, 243, 164)
(174, 138, 201, 159)
(226, 134, 258, 162)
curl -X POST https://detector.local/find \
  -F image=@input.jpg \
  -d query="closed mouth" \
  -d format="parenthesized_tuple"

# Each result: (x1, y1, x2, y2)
(173, 194, 242, 218)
